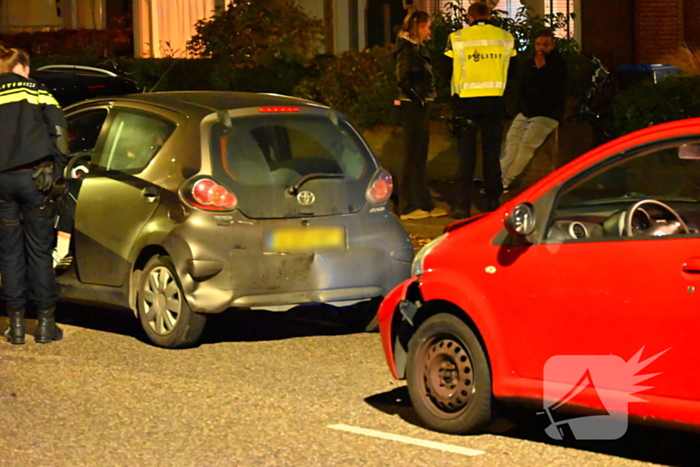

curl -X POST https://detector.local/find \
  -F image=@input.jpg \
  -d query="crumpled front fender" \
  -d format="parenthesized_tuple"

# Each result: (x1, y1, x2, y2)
(378, 277, 417, 380)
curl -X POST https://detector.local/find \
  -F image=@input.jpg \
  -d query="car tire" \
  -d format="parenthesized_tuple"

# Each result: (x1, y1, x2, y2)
(137, 255, 206, 348)
(406, 313, 492, 434)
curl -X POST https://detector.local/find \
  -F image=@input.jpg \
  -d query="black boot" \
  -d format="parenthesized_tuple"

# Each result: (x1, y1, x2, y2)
(35, 307, 63, 344)
(3, 307, 25, 345)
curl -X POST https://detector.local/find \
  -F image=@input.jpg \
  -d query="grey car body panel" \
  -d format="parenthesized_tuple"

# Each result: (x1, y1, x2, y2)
(73, 102, 188, 286)
(159, 204, 412, 313)
(57, 92, 412, 314)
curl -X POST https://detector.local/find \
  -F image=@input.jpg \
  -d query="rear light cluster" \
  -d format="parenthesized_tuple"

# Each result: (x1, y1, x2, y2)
(191, 178, 238, 210)
(366, 170, 393, 204)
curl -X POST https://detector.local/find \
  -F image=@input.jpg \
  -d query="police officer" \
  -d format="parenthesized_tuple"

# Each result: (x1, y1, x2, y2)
(445, 2, 516, 219)
(0, 47, 67, 345)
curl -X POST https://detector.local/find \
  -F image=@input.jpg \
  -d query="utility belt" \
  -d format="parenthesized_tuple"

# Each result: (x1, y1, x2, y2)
(1, 157, 64, 200)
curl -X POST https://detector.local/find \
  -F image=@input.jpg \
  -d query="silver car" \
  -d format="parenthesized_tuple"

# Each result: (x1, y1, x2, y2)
(57, 92, 413, 348)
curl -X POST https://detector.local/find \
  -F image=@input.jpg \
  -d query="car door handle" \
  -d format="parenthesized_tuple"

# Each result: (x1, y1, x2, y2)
(682, 257, 700, 274)
(142, 186, 158, 202)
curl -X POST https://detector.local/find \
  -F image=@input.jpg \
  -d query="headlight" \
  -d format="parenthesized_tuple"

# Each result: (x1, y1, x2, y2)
(411, 233, 448, 276)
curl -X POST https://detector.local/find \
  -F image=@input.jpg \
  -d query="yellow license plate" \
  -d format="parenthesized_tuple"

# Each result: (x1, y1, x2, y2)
(265, 226, 346, 253)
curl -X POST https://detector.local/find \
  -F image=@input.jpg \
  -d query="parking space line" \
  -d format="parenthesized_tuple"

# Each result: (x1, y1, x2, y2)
(327, 424, 486, 456)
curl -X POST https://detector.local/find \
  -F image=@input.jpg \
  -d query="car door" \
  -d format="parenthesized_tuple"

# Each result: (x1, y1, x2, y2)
(73, 106, 179, 286)
(495, 138, 700, 401)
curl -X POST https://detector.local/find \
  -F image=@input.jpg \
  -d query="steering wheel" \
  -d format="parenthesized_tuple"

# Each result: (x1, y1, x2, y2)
(623, 199, 689, 237)
(63, 153, 91, 180)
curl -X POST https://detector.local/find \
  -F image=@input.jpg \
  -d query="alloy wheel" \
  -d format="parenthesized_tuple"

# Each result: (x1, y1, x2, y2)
(141, 266, 182, 335)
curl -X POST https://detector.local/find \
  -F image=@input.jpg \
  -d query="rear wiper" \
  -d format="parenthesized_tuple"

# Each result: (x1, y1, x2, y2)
(287, 173, 344, 195)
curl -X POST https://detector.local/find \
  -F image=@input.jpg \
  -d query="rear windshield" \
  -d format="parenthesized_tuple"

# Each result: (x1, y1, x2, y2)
(209, 114, 373, 188)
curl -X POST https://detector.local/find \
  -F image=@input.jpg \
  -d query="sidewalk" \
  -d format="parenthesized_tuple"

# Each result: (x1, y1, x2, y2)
(373, 121, 595, 248)
(398, 182, 518, 250)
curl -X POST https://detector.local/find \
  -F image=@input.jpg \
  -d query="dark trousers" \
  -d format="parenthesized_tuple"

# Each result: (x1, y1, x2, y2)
(398, 100, 434, 215)
(453, 96, 506, 211)
(0, 170, 58, 311)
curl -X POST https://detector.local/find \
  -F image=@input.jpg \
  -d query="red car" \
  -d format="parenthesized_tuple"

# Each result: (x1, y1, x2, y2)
(378, 118, 700, 436)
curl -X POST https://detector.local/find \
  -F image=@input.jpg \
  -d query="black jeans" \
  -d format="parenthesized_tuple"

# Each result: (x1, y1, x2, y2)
(398, 100, 434, 215)
(0, 170, 58, 311)
(452, 96, 506, 211)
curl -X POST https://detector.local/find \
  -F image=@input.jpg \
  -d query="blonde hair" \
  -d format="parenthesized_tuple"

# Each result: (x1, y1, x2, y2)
(0, 46, 30, 75)
(397, 9, 431, 44)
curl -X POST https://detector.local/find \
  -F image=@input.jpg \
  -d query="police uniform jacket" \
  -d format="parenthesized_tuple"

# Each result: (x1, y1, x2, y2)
(0, 72, 67, 173)
(445, 20, 516, 98)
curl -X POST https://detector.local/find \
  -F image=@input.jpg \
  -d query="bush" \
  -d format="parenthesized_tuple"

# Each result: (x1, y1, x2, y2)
(0, 28, 133, 58)
(187, 0, 322, 66)
(26, 54, 308, 96)
(613, 75, 700, 136)
(660, 44, 700, 76)
(293, 47, 397, 129)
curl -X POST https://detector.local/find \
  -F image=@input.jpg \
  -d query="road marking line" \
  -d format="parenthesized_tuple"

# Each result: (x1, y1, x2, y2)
(327, 424, 486, 456)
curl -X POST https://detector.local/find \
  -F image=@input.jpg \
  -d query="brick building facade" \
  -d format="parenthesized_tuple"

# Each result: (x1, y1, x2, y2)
(582, 0, 699, 68)
(685, 0, 700, 50)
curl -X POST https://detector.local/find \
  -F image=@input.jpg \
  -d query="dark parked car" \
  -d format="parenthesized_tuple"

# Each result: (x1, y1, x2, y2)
(31, 65, 140, 107)
(57, 92, 413, 348)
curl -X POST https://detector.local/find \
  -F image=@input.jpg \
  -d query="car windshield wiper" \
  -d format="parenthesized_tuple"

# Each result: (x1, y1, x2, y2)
(287, 173, 344, 195)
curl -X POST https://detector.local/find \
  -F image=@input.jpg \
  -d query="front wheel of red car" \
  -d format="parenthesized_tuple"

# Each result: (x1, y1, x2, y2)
(137, 255, 206, 348)
(406, 313, 492, 434)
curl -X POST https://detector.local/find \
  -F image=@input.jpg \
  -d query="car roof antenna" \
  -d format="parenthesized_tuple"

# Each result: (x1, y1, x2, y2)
(147, 58, 179, 93)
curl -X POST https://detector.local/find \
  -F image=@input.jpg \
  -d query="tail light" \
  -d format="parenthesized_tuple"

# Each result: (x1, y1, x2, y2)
(366, 170, 393, 205)
(184, 177, 238, 211)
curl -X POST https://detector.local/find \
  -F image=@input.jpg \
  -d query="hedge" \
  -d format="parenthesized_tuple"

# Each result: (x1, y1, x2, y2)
(613, 75, 700, 136)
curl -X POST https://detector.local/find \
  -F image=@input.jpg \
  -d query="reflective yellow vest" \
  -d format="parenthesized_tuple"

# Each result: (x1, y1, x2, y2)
(445, 22, 516, 98)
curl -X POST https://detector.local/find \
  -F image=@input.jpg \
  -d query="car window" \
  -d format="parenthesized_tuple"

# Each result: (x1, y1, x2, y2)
(548, 141, 700, 241)
(95, 111, 175, 173)
(67, 109, 108, 154)
(210, 114, 370, 187)
(557, 145, 700, 208)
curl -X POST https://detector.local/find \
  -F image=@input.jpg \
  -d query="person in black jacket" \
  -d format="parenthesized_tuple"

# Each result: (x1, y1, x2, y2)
(0, 47, 67, 345)
(500, 30, 568, 191)
(394, 10, 447, 220)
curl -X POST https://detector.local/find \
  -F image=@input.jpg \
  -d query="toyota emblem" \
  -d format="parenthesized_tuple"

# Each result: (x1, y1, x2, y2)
(297, 190, 315, 206)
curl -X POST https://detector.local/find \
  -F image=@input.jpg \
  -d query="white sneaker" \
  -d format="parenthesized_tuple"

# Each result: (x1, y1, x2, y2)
(502, 180, 511, 194)
(429, 207, 448, 218)
(400, 209, 430, 220)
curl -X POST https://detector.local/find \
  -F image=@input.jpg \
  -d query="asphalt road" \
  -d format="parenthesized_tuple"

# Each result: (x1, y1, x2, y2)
(1, 304, 698, 467)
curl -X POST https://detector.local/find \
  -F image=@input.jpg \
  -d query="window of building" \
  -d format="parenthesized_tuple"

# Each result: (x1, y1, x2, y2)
(544, 0, 575, 39)
(423, 0, 524, 18)
(493, 0, 525, 18)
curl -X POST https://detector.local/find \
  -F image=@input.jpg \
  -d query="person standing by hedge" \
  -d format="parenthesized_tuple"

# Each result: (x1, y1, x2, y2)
(394, 10, 447, 220)
(445, 2, 516, 219)
(500, 29, 567, 191)
(0, 47, 67, 345)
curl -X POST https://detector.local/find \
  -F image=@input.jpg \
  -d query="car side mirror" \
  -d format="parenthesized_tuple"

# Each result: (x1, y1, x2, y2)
(505, 202, 536, 238)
